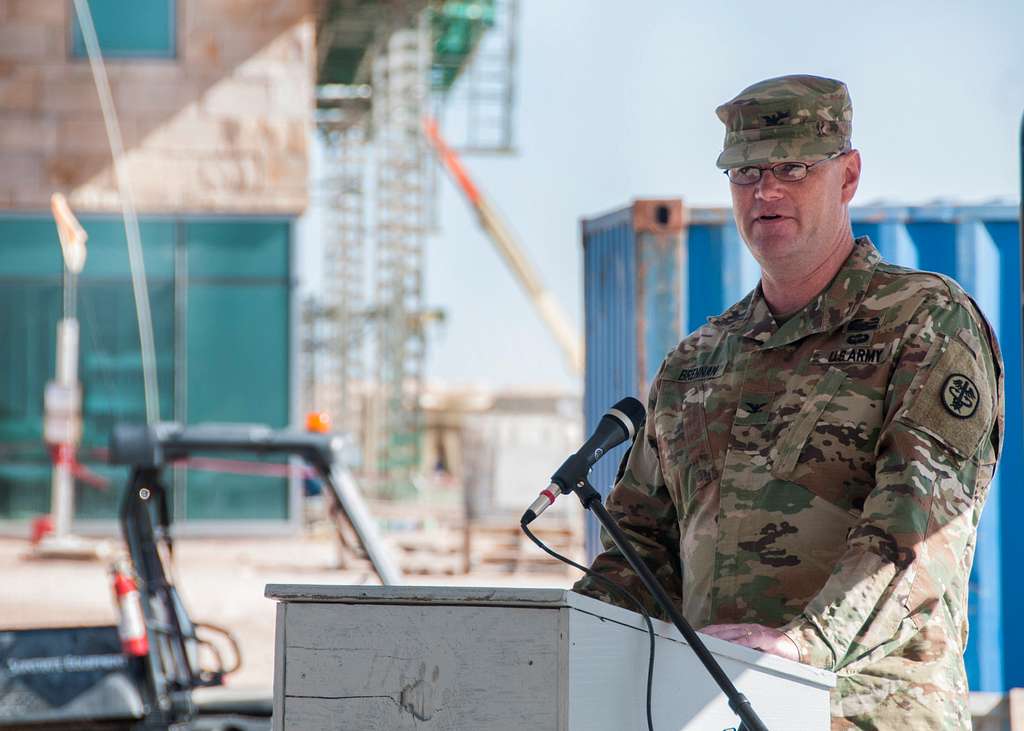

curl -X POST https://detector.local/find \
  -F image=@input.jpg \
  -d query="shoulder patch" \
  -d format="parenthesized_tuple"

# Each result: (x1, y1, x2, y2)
(941, 374, 980, 418)
(901, 336, 992, 459)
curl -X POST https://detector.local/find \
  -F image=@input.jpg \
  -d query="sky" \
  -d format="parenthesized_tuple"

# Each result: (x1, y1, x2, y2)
(416, 0, 1024, 394)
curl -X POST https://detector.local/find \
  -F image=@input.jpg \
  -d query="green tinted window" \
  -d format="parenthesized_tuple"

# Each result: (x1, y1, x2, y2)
(186, 221, 291, 279)
(0, 217, 176, 520)
(0, 215, 291, 522)
(71, 0, 176, 59)
(183, 220, 290, 521)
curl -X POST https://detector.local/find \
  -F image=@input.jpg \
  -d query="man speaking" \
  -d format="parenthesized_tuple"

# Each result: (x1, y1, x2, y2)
(573, 75, 1004, 729)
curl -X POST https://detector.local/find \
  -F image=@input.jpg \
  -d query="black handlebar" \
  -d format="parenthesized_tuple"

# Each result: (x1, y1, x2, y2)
(109, 421, 340, 473)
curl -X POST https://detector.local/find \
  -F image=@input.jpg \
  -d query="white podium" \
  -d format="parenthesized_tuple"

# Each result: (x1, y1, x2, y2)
(265, 585, 835, 730)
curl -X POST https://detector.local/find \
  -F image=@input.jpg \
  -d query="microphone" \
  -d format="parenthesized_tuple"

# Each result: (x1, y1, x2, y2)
(522, 397, 646, 525)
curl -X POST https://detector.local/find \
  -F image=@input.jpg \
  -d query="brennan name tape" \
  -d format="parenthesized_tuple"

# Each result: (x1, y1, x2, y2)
(811, 345, 889, 366)
(677, 363, 725, 381)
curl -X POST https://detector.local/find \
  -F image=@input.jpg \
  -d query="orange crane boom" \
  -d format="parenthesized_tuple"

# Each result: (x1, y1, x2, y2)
(423, 117, 584, 376)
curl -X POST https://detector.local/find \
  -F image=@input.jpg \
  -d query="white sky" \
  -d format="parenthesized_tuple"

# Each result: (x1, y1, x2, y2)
(418, 1, 1023, 393)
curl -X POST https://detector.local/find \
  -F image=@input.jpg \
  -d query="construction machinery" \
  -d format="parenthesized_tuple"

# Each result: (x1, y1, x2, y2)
(0, 422, 398, 730)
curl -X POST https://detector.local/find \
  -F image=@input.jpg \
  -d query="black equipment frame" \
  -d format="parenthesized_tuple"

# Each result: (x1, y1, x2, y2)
(108, 423, 358, 728)
(0, 422, 370, 730)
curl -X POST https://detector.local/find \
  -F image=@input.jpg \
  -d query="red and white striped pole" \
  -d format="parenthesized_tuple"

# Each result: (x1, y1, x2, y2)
(36, 194, 91, 557)
(44, 323, 82, 541)
(111, 561, 149, 657)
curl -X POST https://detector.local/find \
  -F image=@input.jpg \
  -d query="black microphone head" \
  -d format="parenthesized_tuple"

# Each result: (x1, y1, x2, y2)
(606, 397, 646, 440)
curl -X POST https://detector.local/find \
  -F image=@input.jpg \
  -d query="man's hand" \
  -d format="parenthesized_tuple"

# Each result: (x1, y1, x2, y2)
(700, 623, 801, 663)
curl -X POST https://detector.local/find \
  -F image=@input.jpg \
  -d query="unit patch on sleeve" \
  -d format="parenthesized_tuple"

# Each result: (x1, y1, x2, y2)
(941, 374, 979, 418)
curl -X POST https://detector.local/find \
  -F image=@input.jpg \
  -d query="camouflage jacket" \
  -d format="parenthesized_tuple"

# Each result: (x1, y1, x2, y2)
(573, 237, 1004, 730)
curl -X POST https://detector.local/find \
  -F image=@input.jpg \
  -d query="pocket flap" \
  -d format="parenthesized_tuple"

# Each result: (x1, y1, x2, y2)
(772, 367, 847, 477)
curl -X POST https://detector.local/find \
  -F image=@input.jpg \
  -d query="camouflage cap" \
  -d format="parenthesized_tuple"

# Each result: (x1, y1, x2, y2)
(715, 74, 852, 170)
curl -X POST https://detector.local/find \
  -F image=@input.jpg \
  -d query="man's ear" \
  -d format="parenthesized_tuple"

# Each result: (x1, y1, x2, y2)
(840, 149, 862, 205)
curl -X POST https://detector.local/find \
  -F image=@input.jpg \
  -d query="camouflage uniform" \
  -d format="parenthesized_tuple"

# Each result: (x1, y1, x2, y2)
(574, 76, 1004, 731)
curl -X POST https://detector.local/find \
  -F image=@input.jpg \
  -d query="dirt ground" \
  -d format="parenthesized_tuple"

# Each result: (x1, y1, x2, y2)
(0, 533, 582, 694)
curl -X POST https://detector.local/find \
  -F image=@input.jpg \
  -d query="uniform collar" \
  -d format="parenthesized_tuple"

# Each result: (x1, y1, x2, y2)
(709, 236, 881, 348)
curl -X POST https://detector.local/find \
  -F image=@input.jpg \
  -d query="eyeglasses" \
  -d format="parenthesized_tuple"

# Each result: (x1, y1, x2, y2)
(725, 153, 840, 185)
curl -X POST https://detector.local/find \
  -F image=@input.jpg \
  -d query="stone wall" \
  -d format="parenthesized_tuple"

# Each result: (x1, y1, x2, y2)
(0, 0, 313, 214)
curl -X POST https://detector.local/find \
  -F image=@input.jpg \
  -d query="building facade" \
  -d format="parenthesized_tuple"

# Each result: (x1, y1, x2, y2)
(0, 0, 314, 526)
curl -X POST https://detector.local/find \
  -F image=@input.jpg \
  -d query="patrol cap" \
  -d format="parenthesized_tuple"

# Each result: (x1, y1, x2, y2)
(715, 74, 853, 170)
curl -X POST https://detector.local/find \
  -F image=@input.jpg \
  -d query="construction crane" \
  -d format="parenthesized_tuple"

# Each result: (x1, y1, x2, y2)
(423, 116, 584, 376)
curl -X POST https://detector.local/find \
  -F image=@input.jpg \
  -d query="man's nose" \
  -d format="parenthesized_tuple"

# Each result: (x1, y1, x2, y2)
(753, 171, 785, 201)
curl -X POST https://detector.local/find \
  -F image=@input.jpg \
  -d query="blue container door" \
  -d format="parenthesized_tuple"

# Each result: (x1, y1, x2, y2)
(582, 216, 637, 559)
(685, 220, 758, 334)
(979, 218, 1022, 691)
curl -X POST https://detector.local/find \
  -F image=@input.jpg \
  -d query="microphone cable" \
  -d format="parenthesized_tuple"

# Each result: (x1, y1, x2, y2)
(520, 522, 656, 731)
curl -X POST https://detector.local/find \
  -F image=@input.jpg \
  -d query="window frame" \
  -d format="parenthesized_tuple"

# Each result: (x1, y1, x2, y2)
(68, 0, 179, 61)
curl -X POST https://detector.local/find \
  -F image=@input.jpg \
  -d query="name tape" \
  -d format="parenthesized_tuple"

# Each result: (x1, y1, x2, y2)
(676, 364, 725, 382)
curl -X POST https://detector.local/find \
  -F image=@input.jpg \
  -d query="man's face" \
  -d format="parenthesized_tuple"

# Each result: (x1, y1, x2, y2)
(728, 151, 861, 270)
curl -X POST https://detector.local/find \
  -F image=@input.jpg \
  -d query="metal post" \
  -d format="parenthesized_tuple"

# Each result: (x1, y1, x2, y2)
(49, 319, 79, 540)
(36, 195, 106, 559)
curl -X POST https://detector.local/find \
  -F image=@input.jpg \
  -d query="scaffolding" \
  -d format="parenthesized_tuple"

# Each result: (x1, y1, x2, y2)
(314, 102, 370, 449)
(370, 24, 431, 495)
(308, 1, 517, 496)
(433, 0, 518, 154)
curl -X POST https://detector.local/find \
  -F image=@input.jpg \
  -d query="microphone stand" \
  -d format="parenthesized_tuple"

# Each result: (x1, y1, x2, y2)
(569, 477, 769, 731)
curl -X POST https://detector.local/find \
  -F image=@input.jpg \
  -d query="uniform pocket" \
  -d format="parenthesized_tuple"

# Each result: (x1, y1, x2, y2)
(655, 378, 718, 504)
(771, 367, 847, 476)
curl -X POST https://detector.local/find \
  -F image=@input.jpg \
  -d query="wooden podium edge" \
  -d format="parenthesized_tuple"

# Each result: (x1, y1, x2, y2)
(265, 583, 836, 689)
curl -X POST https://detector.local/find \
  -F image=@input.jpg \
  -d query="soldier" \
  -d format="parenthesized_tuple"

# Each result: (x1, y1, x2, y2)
(573, 75, 1004, 730)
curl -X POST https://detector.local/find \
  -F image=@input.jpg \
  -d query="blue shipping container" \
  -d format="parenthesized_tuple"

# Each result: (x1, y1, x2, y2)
(580, 201, 1021, 692)
(581, 200, 685, 560)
